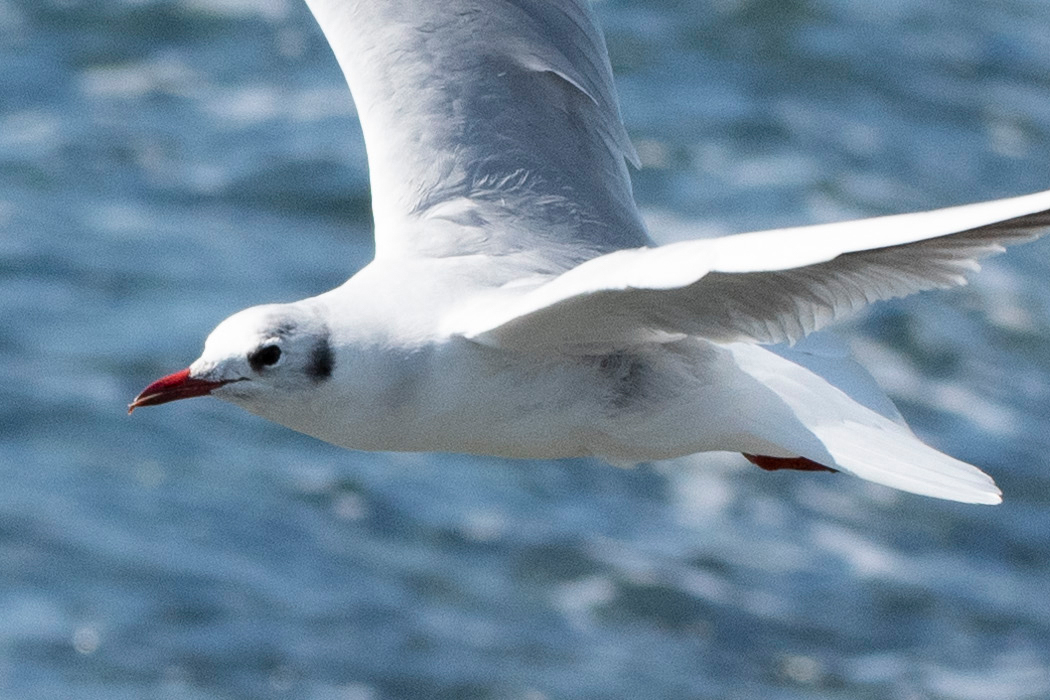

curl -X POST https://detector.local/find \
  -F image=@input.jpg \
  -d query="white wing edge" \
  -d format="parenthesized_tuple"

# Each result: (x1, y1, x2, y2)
(696, 188, 1050, 275)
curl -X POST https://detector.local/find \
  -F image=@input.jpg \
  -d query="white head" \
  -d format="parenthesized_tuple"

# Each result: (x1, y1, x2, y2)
(129, 302, 335, 413)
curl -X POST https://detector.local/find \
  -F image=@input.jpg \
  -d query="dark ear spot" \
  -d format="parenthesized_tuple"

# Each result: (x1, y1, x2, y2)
(307, 335, 334, 381)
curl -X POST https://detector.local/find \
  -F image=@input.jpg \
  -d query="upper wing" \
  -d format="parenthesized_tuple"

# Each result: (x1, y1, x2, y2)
(304, 0, 650, 262)
(459, 189, 1050, 352)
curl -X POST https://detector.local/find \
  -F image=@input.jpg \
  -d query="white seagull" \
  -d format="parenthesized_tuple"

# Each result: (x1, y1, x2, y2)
(131, 0, 1050, 505)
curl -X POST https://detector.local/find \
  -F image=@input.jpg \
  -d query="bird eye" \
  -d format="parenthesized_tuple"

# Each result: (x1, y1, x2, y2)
(249, 344, 282, 371)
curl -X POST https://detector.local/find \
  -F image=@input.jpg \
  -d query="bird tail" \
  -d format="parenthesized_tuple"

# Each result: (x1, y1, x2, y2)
(726, 342, 1002, 504)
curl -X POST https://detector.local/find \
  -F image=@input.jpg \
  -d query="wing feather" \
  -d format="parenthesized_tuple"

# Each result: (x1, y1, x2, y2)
(461, 190, 1050, 351)
(304, 0, 649, 261)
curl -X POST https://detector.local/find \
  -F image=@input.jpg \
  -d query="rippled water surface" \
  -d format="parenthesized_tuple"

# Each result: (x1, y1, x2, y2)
(4, 1, 1050, 698)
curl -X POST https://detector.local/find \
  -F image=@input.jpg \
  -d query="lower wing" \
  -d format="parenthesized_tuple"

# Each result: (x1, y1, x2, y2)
(460, 189, 1050, 352)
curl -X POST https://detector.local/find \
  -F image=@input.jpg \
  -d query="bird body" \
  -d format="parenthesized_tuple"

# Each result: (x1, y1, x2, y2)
(131, 0, 1050, 505)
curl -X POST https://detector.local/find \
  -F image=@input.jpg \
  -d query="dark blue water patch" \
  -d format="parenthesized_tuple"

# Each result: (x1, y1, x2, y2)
(220, 156, 372, 223)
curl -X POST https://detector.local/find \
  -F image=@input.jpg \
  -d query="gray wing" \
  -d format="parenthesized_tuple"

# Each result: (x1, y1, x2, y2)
(305, 0, 650, 263)
(458, 190, 1050, 351)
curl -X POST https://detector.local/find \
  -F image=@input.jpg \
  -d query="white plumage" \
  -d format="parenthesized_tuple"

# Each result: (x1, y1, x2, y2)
(462, 189, 1050, 350)
(131, 0, 1050, 505)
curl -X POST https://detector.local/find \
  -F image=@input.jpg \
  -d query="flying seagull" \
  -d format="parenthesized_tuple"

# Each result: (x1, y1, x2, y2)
(130, 0, 1050, 504)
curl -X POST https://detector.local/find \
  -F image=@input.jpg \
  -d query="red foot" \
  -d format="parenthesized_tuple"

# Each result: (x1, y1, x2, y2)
(742, 453, 837, 473)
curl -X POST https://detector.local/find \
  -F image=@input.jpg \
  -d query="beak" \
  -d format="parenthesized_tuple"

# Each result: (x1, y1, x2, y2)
(128, 368, 233, 414)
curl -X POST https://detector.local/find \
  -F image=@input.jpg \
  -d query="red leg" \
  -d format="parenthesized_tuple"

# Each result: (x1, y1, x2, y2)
(742, 453, 837, 473)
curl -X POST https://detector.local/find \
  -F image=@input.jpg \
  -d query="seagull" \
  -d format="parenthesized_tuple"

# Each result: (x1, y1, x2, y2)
(130, 0, 1050, 505)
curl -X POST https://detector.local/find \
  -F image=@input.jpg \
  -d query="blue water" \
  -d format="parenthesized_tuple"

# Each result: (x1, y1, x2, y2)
(4, 0, 1050, 697)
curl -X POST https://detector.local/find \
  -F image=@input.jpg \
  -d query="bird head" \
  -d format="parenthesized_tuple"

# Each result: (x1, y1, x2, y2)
(129, 302, 334, 413)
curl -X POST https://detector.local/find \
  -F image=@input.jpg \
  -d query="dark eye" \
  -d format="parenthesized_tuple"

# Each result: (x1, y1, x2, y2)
(249, 344, 282, 371)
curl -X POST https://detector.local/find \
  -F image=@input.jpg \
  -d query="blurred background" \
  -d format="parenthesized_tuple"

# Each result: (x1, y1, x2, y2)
(3, 0, 1050, 697)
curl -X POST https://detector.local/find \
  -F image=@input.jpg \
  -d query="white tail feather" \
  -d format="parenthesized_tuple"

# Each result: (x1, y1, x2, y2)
(728, 343, 1002, 504)
(819, 421, 1001, 504)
